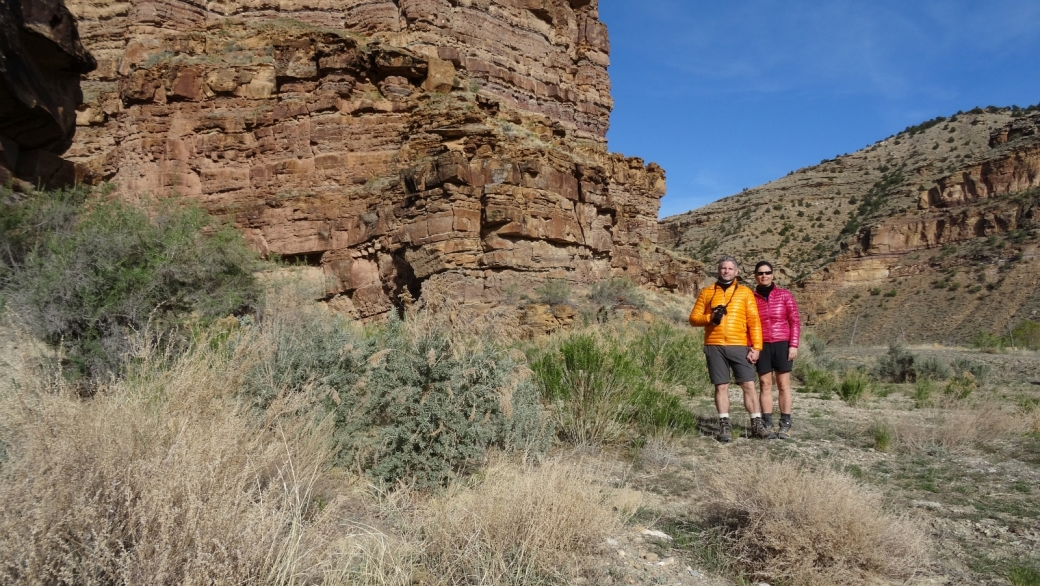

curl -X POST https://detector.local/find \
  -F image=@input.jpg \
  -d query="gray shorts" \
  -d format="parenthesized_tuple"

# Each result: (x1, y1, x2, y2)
(704, 345, 757, 385)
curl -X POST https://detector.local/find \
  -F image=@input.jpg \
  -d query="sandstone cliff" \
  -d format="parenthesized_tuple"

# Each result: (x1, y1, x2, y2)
(661, 108, 1040, 345)
(0, 0, 96, 188)
(65, 0, 699, 318)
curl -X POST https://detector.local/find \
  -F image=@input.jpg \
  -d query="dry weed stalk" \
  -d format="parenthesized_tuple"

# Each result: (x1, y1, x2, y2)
(420, 457, 625, 585)
(0, 328, 404, 585)
(700, 453, 929, 586)
(886, 399, 1030, 453)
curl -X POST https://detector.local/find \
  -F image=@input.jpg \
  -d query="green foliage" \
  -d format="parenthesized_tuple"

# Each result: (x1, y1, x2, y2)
(912, 379, 936, 408)
(528, 326, 701, 446)
(1007, 565, 1040, 586)
(1012, 320, 1040, 350)
(589, 276, 646, 308)
(837, 369, 870, 405)
(972, 332, 1006, 352)
(870, 421, 894, 452)
(801, 368, 836, 398)
(875, 344, 917, 383)
(944, 373, 977, 400)
(535, 278, 571, 305)
(1, 191, 259, 379)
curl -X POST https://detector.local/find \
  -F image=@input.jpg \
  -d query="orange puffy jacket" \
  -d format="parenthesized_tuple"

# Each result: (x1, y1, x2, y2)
(689, 282, 763, 350)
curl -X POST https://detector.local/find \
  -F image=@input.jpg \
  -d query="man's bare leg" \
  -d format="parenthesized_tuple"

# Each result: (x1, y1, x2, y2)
(714, 383, 732, 442)
(739, 380, 761, 415)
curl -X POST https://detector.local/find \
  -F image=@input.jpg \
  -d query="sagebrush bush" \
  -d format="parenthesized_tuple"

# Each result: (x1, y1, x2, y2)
(1, 193, 259, 379)
(950, 357, 991, 382)
(589, 276, 646, 308)
(875, 344, 917, 382)
(915, 356, 952, 381)
(535, 277, 571, 305)
(1012, 319, 1040, 350)
(700, 455, 929, 585)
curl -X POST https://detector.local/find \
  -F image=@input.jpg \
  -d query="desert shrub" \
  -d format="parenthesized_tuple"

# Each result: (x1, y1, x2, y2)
(529, 330, 699, 445)
(1007, 565, 1040, 586)
(950, 357, 991, 382)
(972, 332, 1006, 352)
(912, 379, 936, 408)
(421, 459, 627, 585)
(887, 401, 1030, 452)
(915, 356, 952, 381)
(944, 373, 977, 400)
(837, 369, 870, 405)
(1011, 319, 1040, 350)
(589, 276, 646, 308)
(361, 316, 549, 488)
(535, 277, 571, 305)
(699, 455, 929, 585)
(630, 322, 711, 395)
(800, 368, 836, 398)
(875, 344, 917, 382)
(870, 421, 894, 452)
(1, 195, 259, 379)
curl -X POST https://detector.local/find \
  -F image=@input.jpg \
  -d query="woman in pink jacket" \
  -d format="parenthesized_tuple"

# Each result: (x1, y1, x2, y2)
(752, 261, 801, 439)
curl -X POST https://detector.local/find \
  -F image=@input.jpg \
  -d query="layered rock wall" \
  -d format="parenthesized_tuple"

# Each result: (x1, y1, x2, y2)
(66, 0, 699, 317)
(0, 0, 96, 188)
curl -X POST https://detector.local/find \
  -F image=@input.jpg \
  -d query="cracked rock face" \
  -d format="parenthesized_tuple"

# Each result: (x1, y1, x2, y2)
(66, 0, 698, 317)
(0, 0, 96, 188)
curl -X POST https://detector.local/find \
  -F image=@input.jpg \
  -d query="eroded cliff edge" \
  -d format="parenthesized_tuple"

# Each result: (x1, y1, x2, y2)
(66, 0, 699, 317)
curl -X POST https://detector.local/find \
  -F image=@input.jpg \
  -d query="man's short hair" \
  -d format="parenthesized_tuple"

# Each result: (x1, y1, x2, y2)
(717, 255, 738, 270)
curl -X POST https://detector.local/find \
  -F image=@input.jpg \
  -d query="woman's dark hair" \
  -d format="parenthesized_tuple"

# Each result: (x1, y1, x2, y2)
(755, 260, 773, 273)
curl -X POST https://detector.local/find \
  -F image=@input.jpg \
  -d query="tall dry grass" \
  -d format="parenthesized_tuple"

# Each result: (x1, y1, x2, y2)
(0, 327, 409, 585)
(876, 399, 1033, 453)
(699, 453, 929, 586)
(419, 457, 628, 585)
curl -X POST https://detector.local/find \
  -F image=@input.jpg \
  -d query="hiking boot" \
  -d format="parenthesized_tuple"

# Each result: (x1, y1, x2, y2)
(751, 417, 776, 440)
(716, 418, 732, 443)
(777, 420, 792, 440)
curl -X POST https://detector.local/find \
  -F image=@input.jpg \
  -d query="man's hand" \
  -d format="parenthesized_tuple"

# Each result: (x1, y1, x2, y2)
(788, 346, 799, 361)
(747, 348, 760, 364)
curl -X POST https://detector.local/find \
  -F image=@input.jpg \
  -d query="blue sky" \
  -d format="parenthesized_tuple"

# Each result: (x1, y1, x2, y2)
(598, 0, 1040, 218)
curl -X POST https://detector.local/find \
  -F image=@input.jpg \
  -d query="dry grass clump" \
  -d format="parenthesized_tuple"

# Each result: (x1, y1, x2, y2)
(0, 330, 402, 585)
(420, 458, 627, 585)
(882, 400, 1031, 452)
(699, 454, 929, 586)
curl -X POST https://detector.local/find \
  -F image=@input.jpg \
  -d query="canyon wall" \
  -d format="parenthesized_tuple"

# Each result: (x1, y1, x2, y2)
(65, 0, 699, 317)
(0, 0, 96, 189)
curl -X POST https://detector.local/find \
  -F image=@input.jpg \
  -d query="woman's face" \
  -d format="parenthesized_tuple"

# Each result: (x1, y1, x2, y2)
(755, 265, 774, 286)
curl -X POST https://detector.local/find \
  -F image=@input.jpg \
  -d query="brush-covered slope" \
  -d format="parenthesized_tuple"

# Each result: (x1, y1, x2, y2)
(661, 107, 1040, 345)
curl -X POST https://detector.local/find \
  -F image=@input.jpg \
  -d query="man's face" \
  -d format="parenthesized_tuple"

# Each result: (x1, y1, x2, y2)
(718, 261, 738, 281)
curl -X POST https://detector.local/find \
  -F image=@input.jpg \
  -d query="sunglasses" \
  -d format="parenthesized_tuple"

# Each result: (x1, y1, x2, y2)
(755, 271, 773, 276)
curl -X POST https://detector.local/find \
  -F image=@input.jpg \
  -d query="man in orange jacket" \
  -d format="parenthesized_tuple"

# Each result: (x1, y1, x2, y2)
(689, 256, 774, 442)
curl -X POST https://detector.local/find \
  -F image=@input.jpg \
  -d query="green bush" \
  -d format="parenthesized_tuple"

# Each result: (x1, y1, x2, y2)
(1012, 320, 1040, 350)
(972, 332, 1006, 352)
(535, 278, 571, 305)
(528, 328, 699, 445)
(870, 421, 894, 452)
(875, 344, 917, 383)
(1, 192, 259, 379)
(801, 368, 836, 397)
(589, 276, 646, 308)
(912, 379, 935, 408)
(944, 373, 977, 400)
(837, 369, 870, 405)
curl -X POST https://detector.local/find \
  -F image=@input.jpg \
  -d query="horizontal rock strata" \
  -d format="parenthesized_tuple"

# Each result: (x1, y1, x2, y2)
(67, 0, 699, 317)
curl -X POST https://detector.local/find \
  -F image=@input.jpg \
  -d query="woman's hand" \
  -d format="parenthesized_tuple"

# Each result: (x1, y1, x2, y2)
(788, 346, 799, 361)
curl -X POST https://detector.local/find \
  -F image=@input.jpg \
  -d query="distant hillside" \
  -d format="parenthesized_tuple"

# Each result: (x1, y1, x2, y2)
(661, 106, 1040, 345)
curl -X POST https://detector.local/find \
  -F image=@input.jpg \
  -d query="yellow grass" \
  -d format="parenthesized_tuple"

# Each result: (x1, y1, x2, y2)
(699, 453, 930, 586)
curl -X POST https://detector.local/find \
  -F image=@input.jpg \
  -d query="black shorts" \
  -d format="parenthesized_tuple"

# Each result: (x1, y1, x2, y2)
(704, 345, 757, 385)
(757, 340, 794, 375)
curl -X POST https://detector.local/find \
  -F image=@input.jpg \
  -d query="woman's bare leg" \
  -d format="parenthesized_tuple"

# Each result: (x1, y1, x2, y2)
(759, 371, 774, 418)
(776, 371, 793, 414)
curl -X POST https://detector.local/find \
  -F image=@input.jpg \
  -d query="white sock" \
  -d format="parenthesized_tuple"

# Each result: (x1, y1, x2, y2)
(719, 413, 729, 419)
(751, 412, 762, 419)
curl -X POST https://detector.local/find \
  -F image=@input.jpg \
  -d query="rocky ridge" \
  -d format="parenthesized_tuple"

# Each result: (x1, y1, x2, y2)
(65, 0, 700, 318)
(661, 108, 1040, 345)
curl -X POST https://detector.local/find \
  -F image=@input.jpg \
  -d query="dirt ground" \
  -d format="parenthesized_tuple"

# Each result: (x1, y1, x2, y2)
(594, 345, 1040, 586)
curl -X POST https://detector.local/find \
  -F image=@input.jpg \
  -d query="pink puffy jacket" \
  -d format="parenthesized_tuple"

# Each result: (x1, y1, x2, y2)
(753, 285, 801, 347)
